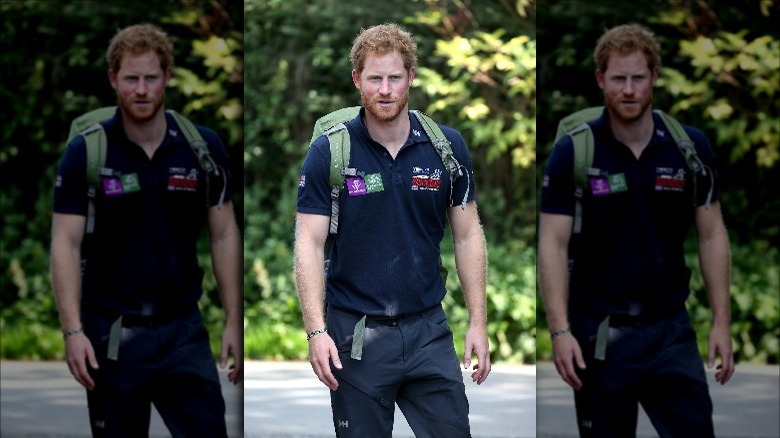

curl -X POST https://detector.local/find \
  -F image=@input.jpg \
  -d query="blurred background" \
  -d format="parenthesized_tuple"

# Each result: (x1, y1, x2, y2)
(244, 0, 537, 364)
(536, 0, 779, 364)
(0, 0, 244, 359)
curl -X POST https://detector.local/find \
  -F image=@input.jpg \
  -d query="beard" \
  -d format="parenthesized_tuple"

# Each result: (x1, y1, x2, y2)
(117, 91, 165, 124)
(361, 88, 409, 123)
(605, 91, 653, 124)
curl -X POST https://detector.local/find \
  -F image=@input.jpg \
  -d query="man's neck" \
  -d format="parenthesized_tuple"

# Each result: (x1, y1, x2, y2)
(364, 109, 410, 158)
(121, 108, 167, 159)
(608, 107, 655, 159)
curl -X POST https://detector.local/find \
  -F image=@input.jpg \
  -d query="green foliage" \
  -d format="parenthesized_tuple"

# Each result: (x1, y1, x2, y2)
(1, 1, 243, 359)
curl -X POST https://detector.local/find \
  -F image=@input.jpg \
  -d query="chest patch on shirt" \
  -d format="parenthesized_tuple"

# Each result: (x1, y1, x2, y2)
(347, 173, 383, 197)
(655, 167, 686, 192)
(589, 173, 627, 196)
(411, 167, 442, 192)
(102, 173, 141, 196)
(168, 167, 199, 192)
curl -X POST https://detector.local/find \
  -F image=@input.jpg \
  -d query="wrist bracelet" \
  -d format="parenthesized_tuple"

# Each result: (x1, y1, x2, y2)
(306, 327, 327, 341)
(550, 326, 571, 341)
(63, 327, 84, 341)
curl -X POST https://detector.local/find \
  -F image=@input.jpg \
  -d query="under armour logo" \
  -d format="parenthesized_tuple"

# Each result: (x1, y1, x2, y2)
(339, 420, 349, 428)
(170, 129, 178, 137)
(413, 129, 421, 137)
(94, 420, 106, 429)
(581, 420, 593, 429)
(657, 129, 665, 137)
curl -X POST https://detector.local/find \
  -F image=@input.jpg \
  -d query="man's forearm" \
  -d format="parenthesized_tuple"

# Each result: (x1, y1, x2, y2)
(698, 226, 732, 326)
(294, 242, 327, 333)
(51, 240, 83, 332)
(211, 222, 242, 325)
(538, 238, 570, 332)
(454, 230, 488, 327)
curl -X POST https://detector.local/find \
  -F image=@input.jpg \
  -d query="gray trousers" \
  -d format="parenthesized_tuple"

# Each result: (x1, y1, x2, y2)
(326, 304, 471, 437)
(84, 308, 227, 438)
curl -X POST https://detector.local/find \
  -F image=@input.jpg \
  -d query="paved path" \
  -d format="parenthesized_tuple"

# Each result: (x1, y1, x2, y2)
(244, 361, 536, 437)
(0, 360, 242, 437)
(3, 360, 776, 437)
(537, 361, 780, 438)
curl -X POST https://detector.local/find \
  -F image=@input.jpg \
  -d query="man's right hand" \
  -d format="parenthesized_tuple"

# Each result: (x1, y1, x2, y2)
(308, 333, 342, 391)
(552, 333, 586, 390)
(65, 333, 99, 390)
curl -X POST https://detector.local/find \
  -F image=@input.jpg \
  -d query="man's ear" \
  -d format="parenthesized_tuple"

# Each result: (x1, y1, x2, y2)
(352, 69, 360, 89)
(407, 66, 415, 86)
(164, 66, 172, 86)
(595, 69, 605, 90)
(108, 70, 118, 90)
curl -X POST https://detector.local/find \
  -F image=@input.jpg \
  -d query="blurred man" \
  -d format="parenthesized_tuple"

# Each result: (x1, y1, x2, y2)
(539, 23, 734, 437)
(51, 24, 241, 437)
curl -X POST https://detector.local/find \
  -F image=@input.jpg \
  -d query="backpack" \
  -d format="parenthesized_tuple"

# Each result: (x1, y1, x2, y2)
(553, 106, 714, 234)
(309, 106, 468, 235)
(67, 107, 226, 234)
(309, 106, 467, 283)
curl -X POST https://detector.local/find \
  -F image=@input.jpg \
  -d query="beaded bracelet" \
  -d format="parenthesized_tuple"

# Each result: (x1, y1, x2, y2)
(550, 326, 571, 341)
(306, 327, 327, 341)
(63, 327, 84, 341)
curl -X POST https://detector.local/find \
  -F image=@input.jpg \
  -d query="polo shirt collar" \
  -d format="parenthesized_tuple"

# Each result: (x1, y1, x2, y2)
(101, 108, 186, 152)
(348, 107, 428, 150)
(591, 107, 676, 151)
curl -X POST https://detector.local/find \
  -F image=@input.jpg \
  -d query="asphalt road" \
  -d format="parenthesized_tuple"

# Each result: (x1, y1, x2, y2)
(244, 361, 537, 438)
(0, 360, 242, 437)
(536, 361, 780, 438)
(2, 360, 777, 437)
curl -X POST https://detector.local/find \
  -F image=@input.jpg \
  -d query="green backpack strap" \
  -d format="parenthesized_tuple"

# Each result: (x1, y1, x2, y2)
(555, 107, 604, 144)
(81, 123, 108, 234)
(568, 123, 595, 235)
(68, 107, 117, 144)
(654, 110, 713, 208)
(410, 110, 467, 210)
(168, 110, 226, 209)
(325, 123, 351, 235)
(311, 106, 362, 145)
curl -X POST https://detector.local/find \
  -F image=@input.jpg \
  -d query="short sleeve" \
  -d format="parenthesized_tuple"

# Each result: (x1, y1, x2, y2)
(540, 136, 576, 216)
(53, 136, 88, 216)
(296, 135, 333, 216)
(441, 126, 476, 207)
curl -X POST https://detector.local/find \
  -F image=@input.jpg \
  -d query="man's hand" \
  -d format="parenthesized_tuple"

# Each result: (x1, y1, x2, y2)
(552, 332, 586, 390)
(707, 323, 735, 385)
(65, 333, 98, 390)
(464, 324, 491, 385)
(308, 333, 342, 391)
(220, 323, 243, 384)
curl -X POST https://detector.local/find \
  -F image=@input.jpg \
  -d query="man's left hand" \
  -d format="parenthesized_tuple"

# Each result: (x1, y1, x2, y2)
(707, 323, 735, 385)
(464, 324, 491, 385)
(221, 322, 243, 384)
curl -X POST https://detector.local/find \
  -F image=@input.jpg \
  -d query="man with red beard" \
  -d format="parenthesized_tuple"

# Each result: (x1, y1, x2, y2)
(296, 23, 490, 436)
(51, 24, 241, 437)
(539, 24, 734, 436)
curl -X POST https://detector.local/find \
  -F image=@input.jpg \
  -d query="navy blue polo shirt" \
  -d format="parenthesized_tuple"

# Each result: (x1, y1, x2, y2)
(297, 108, 476, 316)
(541, 109, 719, 317)
(53, 109, 232, 316)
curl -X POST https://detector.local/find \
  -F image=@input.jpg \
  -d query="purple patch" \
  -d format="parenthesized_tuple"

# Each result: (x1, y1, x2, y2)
(590, 177, 611, 196)
(102, 178, 124, 196)
(346, 177, 367, 197)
